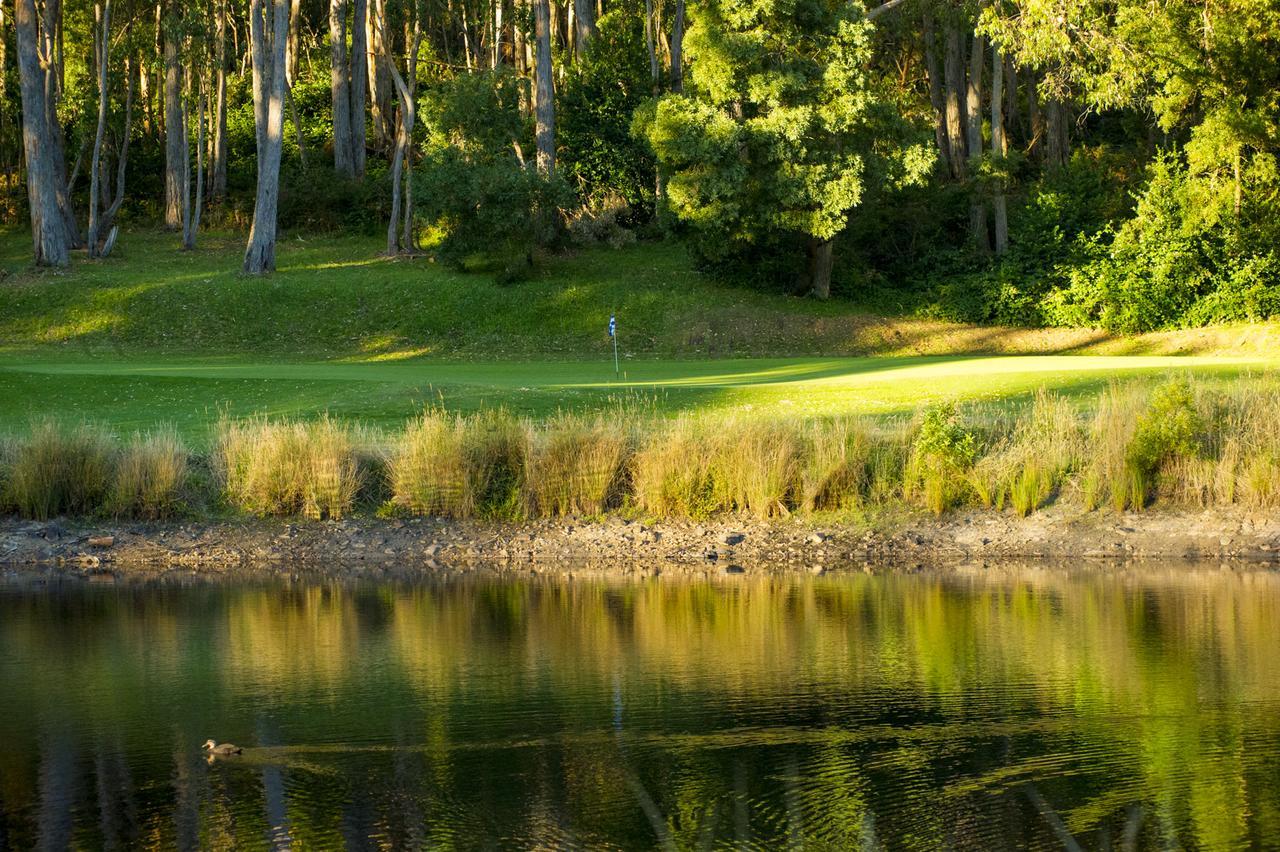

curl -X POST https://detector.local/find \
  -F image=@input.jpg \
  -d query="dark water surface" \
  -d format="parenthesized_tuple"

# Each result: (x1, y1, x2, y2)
(1, 565, 1278, 850)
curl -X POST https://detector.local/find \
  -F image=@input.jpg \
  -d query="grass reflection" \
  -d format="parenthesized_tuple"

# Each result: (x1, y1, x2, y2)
(0, 567, 1277, 848)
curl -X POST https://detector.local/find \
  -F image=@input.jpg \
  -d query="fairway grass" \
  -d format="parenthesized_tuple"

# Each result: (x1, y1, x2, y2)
(0, 352, 1274, 439)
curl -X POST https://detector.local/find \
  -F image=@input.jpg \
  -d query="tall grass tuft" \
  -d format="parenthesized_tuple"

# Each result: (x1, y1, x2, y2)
(631, 416, 719, 519)
(709, 417, 802, 519)
(216, 416, 361, 519)
(800, 418, 876, 513)
(525, 414, 630, 517)
(4, 421, 115, 520)
(110, 426, 189, 519)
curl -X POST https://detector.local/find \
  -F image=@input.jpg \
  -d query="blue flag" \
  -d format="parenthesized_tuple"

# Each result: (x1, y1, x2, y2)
(609, 315, 616, 337)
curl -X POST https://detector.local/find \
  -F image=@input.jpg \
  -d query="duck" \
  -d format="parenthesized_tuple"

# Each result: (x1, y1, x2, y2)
(202, 739, 243, 756)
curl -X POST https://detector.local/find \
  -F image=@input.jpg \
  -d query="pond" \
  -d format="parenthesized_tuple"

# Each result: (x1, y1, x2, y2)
(0, 565, 1277, 849)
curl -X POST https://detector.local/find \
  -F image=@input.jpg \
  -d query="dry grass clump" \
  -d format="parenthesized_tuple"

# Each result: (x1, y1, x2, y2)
(4, 421, 115, 520)
(631, 416, 720, 519)
(215, 416, 361, 519)
(525, 414, 630, 517)
(387, 409, 527, 519)
(709, 417, 803, 519)
(110, 426, 189, 519)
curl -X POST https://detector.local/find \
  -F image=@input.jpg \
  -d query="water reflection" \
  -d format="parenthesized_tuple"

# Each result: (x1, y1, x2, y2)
(0, 566, 1278, 849)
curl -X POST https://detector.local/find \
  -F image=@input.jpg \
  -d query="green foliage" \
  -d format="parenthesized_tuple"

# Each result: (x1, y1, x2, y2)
(907, 403, 977, 515)
(1127, 379, 1204, 485)
(643, 0, 931, 286)
(559, 8, 657, 216)
(418, 70, 573, 280)
(1045, 154, 1280, 332)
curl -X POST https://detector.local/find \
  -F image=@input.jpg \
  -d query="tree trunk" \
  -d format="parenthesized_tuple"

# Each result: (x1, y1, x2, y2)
(942, 22, 966, 179)
(98, 57, 134, 250)
(572, 0, 593, 61)
(88, 0, 111, 259)
(806, 238, 833, 300)
(922, 6, 948, 172)
(0, 2, 8, 170)
(991, 48, 1007, 255)
(286, 0, 301, 81)
(366, 0, 392, 147)
(211, 0, 228, 198)
(163, 19, 184, 230)
(350, 0, 368, 175)
(43, 0, 80, 249)
(670, 0, 684, 92)
(378, 0, 420, 254)
(1028, 72, 1043, 159)
(1004, 57, 1018, 150)
(493, 0, 504, 67)
(330, 0, 353, 176)
(1043, 97, 1068, 168)
(533, 0, 554, 173)
(244, 0, 289, 274)
(644, 0, 658, 86)
(14, 0, 69, 266)
(965, 29, 984, 160)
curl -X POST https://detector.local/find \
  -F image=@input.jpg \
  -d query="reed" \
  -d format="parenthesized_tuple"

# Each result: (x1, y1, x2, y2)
(3, 421, 114, 520)
(110, 426, 189, 519)
(215, 416, 361, 519)
(8, 376, 1280, 523)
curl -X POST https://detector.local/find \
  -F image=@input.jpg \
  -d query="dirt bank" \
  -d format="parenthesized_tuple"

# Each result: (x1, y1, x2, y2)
(4, 505, 1280, 576)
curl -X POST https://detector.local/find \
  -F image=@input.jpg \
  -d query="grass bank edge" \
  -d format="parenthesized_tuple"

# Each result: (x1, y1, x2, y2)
(3, 375, 1279, 525)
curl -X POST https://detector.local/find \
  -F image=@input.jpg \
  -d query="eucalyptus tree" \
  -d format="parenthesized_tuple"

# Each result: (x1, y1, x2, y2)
(532, 0, 554, 172)
(13, 0, 69, 265)
(243, 0, 290, 273)
(329, 0, 369, 177)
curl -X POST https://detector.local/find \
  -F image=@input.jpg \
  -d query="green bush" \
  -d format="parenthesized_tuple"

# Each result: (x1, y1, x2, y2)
(418, 70, 573, 280)
(906, 403, 977, 515)
(1125, 379, 1204, 505)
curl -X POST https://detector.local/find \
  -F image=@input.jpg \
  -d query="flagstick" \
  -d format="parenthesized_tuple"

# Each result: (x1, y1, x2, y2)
(613, 330, 620, 379)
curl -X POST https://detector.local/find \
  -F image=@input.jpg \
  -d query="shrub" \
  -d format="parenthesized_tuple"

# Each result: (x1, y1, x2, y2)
(4, 421, 115, 520)
(1124, 378, 1205, 506)
(566, 192, 638, 248)
(110, 427, 189, 519)
(905, 404, 977, 515)
(215, 417, 361, 519)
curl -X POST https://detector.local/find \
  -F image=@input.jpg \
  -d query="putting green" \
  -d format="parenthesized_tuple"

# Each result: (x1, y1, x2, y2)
(1, 353, 1273, 440)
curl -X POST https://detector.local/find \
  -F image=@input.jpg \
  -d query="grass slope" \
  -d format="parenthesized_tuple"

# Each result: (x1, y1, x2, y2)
(2, 227, 1279, 440)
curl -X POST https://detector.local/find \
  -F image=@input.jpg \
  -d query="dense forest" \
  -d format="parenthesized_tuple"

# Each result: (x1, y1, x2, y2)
(0, 0, 1277, 331)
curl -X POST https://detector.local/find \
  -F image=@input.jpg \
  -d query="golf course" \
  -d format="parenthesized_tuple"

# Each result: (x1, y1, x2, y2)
(4, 229, 1278, 439)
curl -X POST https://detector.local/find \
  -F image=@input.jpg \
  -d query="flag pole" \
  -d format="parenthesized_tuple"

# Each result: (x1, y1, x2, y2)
(610, 314, 620, 379)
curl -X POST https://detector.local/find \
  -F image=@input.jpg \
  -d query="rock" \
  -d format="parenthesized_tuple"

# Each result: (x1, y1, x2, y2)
(806, 532, 830, 545)
(723, 564, 745, 575)
(722, 532, 746, 546)
(87, 536, 115, 548)
(703, 549, 719, 562)
(424, 543, 443, 557)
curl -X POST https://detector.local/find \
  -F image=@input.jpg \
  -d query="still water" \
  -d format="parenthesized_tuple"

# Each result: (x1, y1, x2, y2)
(1, 565, 1278, 850)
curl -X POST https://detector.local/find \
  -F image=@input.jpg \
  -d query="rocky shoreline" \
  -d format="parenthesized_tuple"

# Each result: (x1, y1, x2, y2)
(4, 505, 1280, 576)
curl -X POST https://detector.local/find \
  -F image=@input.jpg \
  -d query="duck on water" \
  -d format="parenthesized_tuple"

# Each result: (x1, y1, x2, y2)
(203, 740, 243, 755)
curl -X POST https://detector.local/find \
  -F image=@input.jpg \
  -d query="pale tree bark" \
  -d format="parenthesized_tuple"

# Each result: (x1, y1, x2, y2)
(492, 0, 503, 67)
(182, 73, 205, 250)
(97, 57, 134, 255)
(87, 0, 111, 259)
(572, 0, 593, 61)
(1004, 58, 1018, 149)
(378, 0, 422, 254)
(966, 28, 988, 252)
(286, 0, 301, 80)
(366, 0, 393, 146)
(15, 0, 68, 265)
(163, 12, 185, 230)
(0, 2, 8, 170)
(991, 48, 1007, 255)
(921, 5, 948, 171)
(942, 21, 966, 179)
(244, 0, 289, 273)
(670, 0, 684, 92)
(643, 0, 658, 86)
(211, 0, 228, 198)
(330, 0, 354, 176)
(350, 0, 368, 175)
(42, 0, 80, 248)
(533, 0, 554, 173)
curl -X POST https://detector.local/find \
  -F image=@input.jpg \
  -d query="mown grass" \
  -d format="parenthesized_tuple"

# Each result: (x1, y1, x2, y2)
(5, 376, 1280, 524)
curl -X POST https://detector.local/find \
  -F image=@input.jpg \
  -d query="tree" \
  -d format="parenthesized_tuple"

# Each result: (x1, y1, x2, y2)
(13, 0, 69, 265)
(379, 0, 423, 254)
(644, 0, 932, 298)
(329, 0, 369, 177)
(162, 3, 185, 230)
(243, 0, 289, 273)
(532, 0, 554, 172)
